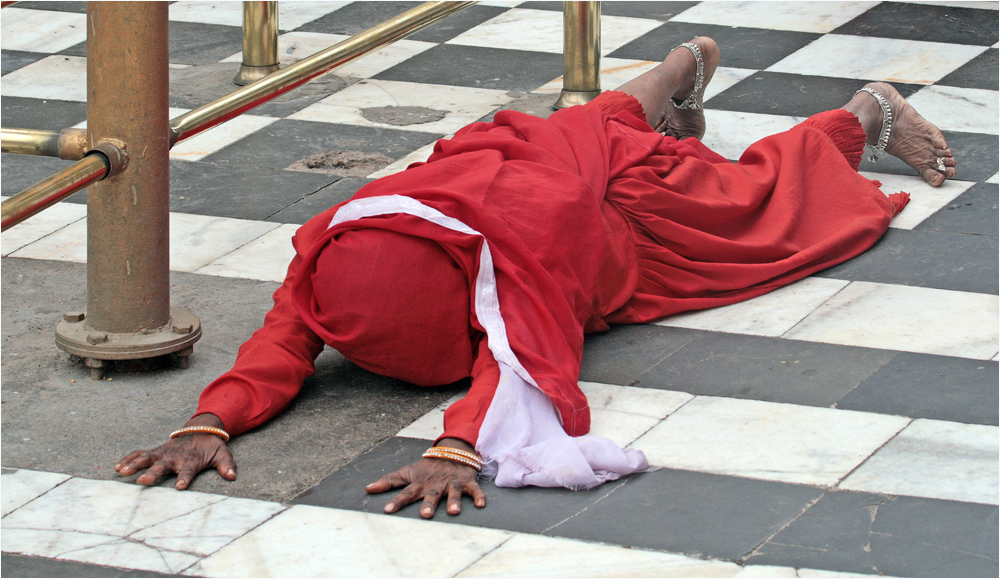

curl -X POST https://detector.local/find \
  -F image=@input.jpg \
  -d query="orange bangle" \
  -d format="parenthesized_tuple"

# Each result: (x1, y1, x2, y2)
(422, 448, 482, 472)
(169, 426, 230, 443)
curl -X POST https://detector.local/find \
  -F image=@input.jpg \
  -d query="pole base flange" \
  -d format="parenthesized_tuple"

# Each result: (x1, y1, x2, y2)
(55, 306, 202, 362)
(233, 63, 280, 86)
(552, 89, 601, 109)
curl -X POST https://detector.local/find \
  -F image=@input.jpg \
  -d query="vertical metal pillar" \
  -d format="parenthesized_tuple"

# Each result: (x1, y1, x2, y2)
(56, 2, 201, 379)
(234, 1, 280, 85)
(553, 1, 601, 109)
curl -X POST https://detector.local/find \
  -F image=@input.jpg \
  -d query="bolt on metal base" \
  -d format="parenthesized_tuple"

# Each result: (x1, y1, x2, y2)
(55, 307, 201, 380)
(552, 89, 602, 109)
(233, 63, 280, 86)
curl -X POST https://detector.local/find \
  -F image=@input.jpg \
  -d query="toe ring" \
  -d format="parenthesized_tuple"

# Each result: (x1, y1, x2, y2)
(936, 157, 946, 172)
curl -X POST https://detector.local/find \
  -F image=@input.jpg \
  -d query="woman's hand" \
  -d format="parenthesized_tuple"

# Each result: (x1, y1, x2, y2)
(365, 438, 487, 518)
(114, 413, 236, 490)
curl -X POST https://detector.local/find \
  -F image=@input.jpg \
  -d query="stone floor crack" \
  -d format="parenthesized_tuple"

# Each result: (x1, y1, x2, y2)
(540, 478, 629, 534)
(739, 491, 828, 564)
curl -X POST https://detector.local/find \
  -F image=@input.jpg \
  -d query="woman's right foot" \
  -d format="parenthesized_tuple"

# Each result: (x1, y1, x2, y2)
(655, 36, 720, 141)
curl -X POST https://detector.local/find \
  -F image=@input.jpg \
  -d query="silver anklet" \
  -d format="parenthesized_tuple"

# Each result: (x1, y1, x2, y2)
(672, 42, 704, 111)
(855, 87, 893, 162)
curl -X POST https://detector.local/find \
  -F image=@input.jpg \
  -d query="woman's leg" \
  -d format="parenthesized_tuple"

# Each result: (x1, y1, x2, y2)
(611, 36, 720, 140)
(842, 82, 957, 186)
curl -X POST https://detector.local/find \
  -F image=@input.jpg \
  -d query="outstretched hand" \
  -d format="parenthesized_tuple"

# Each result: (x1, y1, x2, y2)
(365, 438, 486, 518)
(114, 413, 236, 490)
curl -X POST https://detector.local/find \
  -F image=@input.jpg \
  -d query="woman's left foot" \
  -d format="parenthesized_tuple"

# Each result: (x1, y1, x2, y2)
(655, 36, 720, 140)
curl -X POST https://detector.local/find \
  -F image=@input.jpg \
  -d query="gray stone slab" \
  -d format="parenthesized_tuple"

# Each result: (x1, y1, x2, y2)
(636, 332, 895, 408)
(168, 21, 245, 65)
(13, 1, 87, 13)
(527, 1, 700, 20)
(938, 48, 999, 91)
(1, 50, 47, 76)
(297, 1, 422, 35)
(545, 467, 824, 561)
(0, 258, 454, 503)
(1, 96, 88, 131)
(266, 177, 373, 225)
(749, 490, 1000, 578)
(859, 131, 998, 184)
(169, 160, 337, 221)
(373, 44, 564, 93)
(816, 227, 999, 295)
(580, 324, 700, 386)
(832, 2, 999, 46)
(293, 436, 619, 534)
(0, 553, 185, 578)
(837, 353, 999, 426)
(201, 119, 440, 173)
(915, 182, 999, 237)
(408, 5, 508, 44)
(608, 22, 821, 70)
(1, 154, 79, 198)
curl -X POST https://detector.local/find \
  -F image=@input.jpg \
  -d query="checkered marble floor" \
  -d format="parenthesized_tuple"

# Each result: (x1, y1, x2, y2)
(2, 1, 998, 577)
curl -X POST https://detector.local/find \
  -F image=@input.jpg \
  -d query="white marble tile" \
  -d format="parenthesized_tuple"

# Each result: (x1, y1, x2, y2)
(578, 381, 693, 419)
(704, 67, 760, 103)
(169, 1, 348, 31)
(1, 469, 70, 517)
(457, 533, 742, 578)
(171, 115, 278, 162)
(631, 396, 910, 486)
(768, 35, 987, 84)
(0, 7, 87, 53)
(532, 57, 660, 95)
(701, 110, 803, 161)
(1, 200, 87, 257)
(733, 565, 799, 578)
(169, 213, 281, 273)
(655, 277, 850, 337)
(289, 79, 511, 134)
(194, 223, 299, 282)
(784, 281, 999, 360)
(670, 1, 879, 33)
(1, 477, 281, 574)
(0, 54, 87, 102)
(366, 139, 443, 179)
(396, 392, 466, 440)
(839, 418, 999, 505)
(189, 505, 512, 578)
(447, 8, 661, 56)
(588, 408, 662, 448)
(905, 84, 999, 135)
(861, 172, 974, 230)
(987, 172, 999, 184)
(8, 218, 87, 263)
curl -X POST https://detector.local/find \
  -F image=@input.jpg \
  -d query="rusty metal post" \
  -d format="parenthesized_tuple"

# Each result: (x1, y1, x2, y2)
(56, 2, 200, 379)
(233, 1, 280, 86)
(553, 1, 601, 109)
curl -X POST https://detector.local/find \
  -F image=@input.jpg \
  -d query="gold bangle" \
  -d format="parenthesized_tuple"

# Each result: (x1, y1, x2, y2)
(422, 448, 482, 472)
(169, 426, 230, 443)
(430, 446, 481, 463)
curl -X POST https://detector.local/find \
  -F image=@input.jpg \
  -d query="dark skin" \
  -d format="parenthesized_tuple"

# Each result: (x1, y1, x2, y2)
(115, 414, 485, 518)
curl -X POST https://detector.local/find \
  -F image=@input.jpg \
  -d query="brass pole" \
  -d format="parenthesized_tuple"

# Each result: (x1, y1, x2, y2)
(56, 2, 200, 378)
(172, 1, 475, 144)
(1, 127, 88, 159)
(0, 154, 107, 231)
(233, 1, 280, 86)
(553, 1, 601, 109)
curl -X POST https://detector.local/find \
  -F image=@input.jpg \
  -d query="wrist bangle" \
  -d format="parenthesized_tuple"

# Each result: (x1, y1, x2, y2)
(422, 447, 482, 472)
(431, 446, 481, 463)
(170, 426, 230, 443)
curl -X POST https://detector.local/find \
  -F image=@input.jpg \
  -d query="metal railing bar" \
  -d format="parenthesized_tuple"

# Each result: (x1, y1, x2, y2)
(0, 153, 108, 231)
(1, 127, 88, 159)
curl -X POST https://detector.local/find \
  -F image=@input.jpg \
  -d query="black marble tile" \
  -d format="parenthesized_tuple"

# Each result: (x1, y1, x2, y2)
(408, 4, 508, 44)
(200, 119, 440, 172)
(915, 182, 999, 237)
(837, 353, 999, 426)
(859, 131, 998, 185)
(1, 553, 185, 578)
(581, 324, 701, 386)
(546, 467, 823, 561)
(168, 160, 338, 221)
(636, 332, 895, 408)
(525, 1, 701, 20)
(297, 1, 422, 35)
(168, 21, 244, 65)
(750, 490, 1000, 578)
(1, 50, 47, 76)
(815, 227, 999, 295)
(373, 44, 564, 93)
(833, 2, 999, 46)
(708, 73, 919, 118)
(266, 177, 373, 225)
(293, 436, 615, 534)
(938, 48, 999, 91)
(1, 153, 78, 198)
(1, 96, 87, 131)
(13, 1, 87, 13)
(608, 22, 821, 71)
(56, 41, 86, 57)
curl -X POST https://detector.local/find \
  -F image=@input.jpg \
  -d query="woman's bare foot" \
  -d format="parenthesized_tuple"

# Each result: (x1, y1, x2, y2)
(845, 82, 957, 187)
(655, 36, 721, 141)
